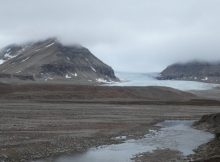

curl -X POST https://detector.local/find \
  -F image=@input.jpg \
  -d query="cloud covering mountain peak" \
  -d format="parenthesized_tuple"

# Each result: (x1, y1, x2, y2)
(0, 0, 220, 72)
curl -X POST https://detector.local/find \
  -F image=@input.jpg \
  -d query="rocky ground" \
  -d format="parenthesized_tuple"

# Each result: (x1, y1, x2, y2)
(133, 149, 186, 162)
(0, 83, 220, 162)
(187, 113, 220, 162)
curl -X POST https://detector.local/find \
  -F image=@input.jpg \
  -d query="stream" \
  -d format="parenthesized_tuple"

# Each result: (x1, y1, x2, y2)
(36, 120, 214, 162)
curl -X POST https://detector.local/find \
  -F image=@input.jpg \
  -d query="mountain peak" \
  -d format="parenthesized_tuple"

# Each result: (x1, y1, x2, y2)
(0, 38, 119, 84)
(159, 61, 220, 84)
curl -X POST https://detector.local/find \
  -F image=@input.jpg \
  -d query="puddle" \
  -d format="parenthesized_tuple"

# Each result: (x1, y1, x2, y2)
(36, 120, 214, 162)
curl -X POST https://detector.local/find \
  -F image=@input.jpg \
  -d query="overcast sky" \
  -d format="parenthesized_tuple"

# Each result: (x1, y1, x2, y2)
(0, 0, 220, 72)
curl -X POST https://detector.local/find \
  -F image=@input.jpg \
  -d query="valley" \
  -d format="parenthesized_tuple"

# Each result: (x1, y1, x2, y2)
(0, 83, 220, 162)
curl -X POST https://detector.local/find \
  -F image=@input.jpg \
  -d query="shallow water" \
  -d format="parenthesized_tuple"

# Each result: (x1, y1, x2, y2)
(37, 120, 214, 162)
(111, 72, 219, 91)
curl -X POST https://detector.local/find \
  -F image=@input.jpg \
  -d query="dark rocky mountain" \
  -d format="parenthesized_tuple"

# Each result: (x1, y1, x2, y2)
(158, 61, 220, 84)
(0, 38, 119, 83)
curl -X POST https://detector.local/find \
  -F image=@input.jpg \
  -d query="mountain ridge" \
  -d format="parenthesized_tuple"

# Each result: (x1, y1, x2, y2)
(0, 38, 119, 84)
(158, 61, 220, 84)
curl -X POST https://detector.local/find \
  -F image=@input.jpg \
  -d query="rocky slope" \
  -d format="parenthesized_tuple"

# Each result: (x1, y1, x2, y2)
(191, 113, 220, 162)
(158, 61, 220, 84)
(194, 113, 220, 136)
(0, 38, 118, 84)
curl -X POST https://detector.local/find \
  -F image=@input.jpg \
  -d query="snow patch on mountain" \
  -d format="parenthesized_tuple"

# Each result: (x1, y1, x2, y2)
(91, 66, 96, 72)
(65, 74, 72, 79)
(0, 60, 5, 65)
(21, 57, 30, 63)
(45, 42, 55, 48)
(96, 78, 113, 83)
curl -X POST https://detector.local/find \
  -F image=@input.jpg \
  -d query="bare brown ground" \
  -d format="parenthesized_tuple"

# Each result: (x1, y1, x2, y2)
(0, 84, 220, 162)
(1, 101, 220, 162)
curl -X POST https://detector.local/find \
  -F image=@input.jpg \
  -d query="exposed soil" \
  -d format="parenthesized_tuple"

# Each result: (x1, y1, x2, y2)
(0, 83, 197, 101)
(0, 83, 220, 162)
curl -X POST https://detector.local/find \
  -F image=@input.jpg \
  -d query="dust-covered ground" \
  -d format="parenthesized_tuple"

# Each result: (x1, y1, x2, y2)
(0, 83, 220, 162)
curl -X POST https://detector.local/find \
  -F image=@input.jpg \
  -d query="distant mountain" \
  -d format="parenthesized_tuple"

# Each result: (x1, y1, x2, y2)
(0, 38, 119, 83)
(158, 61, 220, 84)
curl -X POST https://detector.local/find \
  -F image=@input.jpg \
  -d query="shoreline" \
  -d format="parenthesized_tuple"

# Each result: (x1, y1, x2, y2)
(34, 119, 214, 162)
(1, 113, 160, 162)
(32, 122, 158, 162)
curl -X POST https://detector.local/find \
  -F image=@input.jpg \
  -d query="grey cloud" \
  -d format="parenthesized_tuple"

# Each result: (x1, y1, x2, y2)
(0, 0, 220, 72)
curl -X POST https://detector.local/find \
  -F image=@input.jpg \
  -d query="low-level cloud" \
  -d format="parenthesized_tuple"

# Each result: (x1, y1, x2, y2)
(0, 0, 220, 72)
